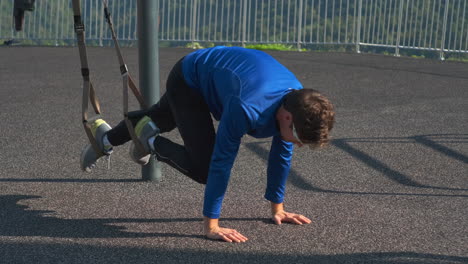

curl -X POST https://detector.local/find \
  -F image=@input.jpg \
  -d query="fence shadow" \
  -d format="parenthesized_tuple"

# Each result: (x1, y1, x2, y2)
(332, 135, 467, 191)
(311, 59, 468, 80)
(245, 133, 468, 196)
(411, 134, 468, 164)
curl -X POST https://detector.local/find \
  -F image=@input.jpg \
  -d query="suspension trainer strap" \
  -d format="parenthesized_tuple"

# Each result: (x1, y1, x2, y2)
(72, 0, 104, 156)
(103, 0, 147, 109)
(103, 0, 149, 156)
(122, 67, 148, 156)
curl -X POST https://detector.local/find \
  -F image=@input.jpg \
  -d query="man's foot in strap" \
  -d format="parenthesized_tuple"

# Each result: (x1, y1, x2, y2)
(129, 116, 160, 165)
(80, 119, 113, 172)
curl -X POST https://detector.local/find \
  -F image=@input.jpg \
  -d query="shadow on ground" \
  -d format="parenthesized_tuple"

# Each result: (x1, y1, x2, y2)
(1, 241, 466, 264)
(245, 133, 468, 197)
(1, 195, 467, 263)
(0, 195, 272, 239)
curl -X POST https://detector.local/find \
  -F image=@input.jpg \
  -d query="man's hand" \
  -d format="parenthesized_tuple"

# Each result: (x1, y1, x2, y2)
(271, 202, 312, 225)
(204, 217, 248, 243)
(205, 226, 249, 243)
(272, 210, 312, 225)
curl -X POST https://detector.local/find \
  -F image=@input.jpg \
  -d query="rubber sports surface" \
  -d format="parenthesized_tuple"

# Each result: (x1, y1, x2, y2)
(0, 47, 467, 263)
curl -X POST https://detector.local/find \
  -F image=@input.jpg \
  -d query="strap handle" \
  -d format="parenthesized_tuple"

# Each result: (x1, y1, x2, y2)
(72, 0, 103, 156)
(103, 0, 149, 156)
(103, 0, 147, 109)
(123, 71, 148, 156)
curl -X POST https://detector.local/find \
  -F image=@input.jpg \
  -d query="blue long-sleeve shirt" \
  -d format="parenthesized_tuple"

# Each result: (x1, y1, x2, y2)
(182, 46, 303, 218)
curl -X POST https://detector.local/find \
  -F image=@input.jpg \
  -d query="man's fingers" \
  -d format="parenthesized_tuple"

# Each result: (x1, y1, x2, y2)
(223, 233, 246, 243)
(279, 214, 312, 225)
(291, 217, 303, 225)
(231, 231, 248, 242)
(232, 232, 248, 242)
(238, 233, 249, 241)
(298, 215, 312, 224)
(221, 234, 233, 243)
(219, 230, 248, 243)
(273, 212, 312, 226)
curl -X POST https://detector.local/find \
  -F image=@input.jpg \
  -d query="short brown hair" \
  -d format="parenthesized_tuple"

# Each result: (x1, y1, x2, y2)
(283, 89, 335, 147)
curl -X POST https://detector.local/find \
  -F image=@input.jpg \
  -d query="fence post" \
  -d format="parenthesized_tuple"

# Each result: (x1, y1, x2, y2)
(99, 0, 104, 47)
(440, 0, 449, 61)
(242, 0, 247, 47)
(297, 0, 303, 51)
(137, 0, 162, 181)
(191, 0, 197, 48)
(55, 1, 60, 46)
(0, 0, 4, 37)
(395, 0, 404, 57)
(356, 0, 362, 53)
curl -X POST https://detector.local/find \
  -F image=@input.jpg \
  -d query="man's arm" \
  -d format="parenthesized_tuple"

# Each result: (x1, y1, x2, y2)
(266, 136, 311, 225)
(264, 135, 293, 203)
(202, 97, 251, 242)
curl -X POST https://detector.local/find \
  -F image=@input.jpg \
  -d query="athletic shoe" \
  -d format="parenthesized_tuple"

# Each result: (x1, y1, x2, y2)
(80, 119, 113, 172)
(129, 116, 159, 165)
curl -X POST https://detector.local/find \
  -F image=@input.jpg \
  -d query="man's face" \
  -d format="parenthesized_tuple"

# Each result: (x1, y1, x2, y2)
(277, 110, 304, 147)
(285, 122, 304, 147)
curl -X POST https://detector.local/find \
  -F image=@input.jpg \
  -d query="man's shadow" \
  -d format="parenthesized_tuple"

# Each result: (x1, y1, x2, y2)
(0, 195, 269, 239)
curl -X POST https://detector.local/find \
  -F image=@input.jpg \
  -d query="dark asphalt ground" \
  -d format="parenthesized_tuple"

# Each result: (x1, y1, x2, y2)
(0, 46, 467, 264)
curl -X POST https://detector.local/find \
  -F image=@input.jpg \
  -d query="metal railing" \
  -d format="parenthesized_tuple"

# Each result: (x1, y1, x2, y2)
(1, 0, 467, 59)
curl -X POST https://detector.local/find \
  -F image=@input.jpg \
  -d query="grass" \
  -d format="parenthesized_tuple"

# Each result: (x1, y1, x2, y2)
(244, 43, 307, 52)
(446, 55, 468, 63)
(184, 42, 306, 52)
(410, 54, 426, 59)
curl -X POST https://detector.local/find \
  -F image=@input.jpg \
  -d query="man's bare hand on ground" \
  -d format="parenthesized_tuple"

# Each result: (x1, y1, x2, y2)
(272, 210, 312, 225)
(271, 202, 311, 225)
(206, 226, 248, 243)
(204, 217, 248, 243)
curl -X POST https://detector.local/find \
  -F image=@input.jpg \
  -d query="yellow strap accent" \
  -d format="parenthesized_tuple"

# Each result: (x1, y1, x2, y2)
(135, 116, 151, 137)
(90, 119, 106, 137)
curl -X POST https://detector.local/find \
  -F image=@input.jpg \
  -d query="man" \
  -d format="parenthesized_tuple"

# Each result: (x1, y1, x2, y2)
(80, 46, 335, 242)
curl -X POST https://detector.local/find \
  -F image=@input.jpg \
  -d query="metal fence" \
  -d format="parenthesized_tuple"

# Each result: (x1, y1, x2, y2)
(1, 0, 467, 59)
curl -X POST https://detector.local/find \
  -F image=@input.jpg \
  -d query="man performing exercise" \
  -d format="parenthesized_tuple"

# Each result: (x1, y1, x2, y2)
(80, 46, 335, 243)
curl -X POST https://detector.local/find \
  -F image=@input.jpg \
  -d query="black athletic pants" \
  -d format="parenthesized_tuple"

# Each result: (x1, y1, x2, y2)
(106, 58, 215, 184)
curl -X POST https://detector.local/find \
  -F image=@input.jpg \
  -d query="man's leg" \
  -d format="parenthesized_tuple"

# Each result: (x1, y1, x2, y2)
(150, 59, 215, 184)
(105, 93, 176, 146)
(81, 65, 177, 172)
(82, 58, 215, 182)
